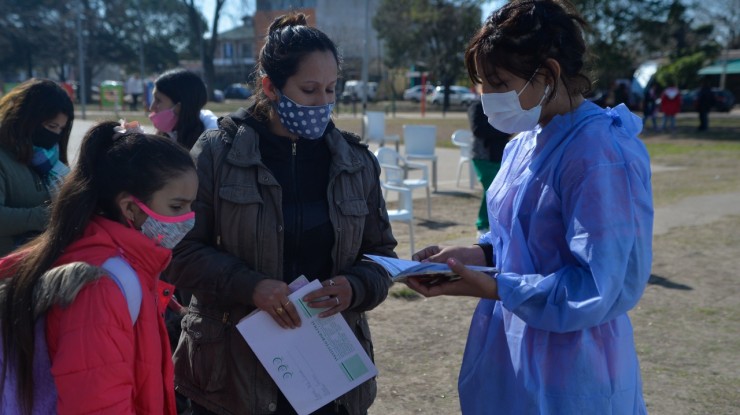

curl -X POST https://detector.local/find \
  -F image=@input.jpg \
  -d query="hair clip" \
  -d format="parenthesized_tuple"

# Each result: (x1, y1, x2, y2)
(113, 119, 145, 140)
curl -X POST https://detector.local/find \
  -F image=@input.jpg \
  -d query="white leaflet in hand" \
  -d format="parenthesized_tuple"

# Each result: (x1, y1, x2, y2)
(236, 279, 377, 415)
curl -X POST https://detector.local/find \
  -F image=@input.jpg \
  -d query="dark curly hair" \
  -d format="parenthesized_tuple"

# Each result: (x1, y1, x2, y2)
(465, 0, 592, 102)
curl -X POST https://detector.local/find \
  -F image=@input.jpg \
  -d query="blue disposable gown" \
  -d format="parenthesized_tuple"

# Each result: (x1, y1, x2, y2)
(465, 102, 653, 414)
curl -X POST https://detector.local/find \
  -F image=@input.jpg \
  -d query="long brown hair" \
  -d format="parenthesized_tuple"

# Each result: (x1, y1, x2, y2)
(0, 121, 195, 414)
(0, 79, 74, 164)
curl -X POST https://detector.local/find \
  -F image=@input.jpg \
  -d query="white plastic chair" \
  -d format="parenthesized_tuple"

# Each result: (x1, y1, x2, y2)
(451, 129, 475, 189)
(402, 124, 438, 192)
(363, 111, 400, 151)
(375, 147, 431, 218)
(380, 181, 415, 256)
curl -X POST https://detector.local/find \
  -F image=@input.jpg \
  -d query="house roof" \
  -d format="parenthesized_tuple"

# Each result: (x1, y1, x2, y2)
(698, 59, 740, 75)
(218, 24, 254, 41)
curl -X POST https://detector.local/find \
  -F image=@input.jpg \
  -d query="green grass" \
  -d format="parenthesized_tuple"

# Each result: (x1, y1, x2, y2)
(644, 140, 740, 157)
(83, 101, 740, 152)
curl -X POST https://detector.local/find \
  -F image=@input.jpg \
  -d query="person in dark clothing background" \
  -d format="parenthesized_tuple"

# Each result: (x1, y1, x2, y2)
(467, 93, 511, 238)
(643, 84, 658, 131)
(697, 78, 715, 131)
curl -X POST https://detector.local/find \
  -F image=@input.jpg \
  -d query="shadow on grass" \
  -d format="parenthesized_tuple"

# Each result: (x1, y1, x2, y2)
(648, 274, 693, 290)
(417, 219, 459, 230)
(432, 190, 478, 198)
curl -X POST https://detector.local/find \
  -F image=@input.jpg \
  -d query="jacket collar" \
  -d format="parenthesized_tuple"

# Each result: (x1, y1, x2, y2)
(58, 216, 172, 289)
(226, 109, 364, 174)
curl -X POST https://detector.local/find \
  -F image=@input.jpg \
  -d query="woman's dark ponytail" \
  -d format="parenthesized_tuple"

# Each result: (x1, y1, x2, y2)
(250, 12, 341, 121)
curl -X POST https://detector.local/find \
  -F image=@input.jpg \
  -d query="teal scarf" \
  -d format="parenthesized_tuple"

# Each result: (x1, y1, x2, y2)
(30, 144, 70, 197)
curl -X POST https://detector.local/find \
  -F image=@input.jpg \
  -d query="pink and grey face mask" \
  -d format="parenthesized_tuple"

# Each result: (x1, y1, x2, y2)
(132, 197, 195, 249)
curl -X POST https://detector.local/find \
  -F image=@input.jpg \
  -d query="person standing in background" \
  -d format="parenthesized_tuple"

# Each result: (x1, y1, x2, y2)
(660, 82, 682, 133)
(149, 69, 218, 150)
(467, 89, 510, 238)
(126, 74, 144, 111)
(0, 79, 74, 256)
(643, 83, 658, 131)
(696, 78, 715, 132)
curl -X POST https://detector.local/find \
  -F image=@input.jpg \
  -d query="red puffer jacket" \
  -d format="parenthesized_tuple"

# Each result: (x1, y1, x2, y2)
(660, 87, 682, 116)
(44, 216, 177, 415)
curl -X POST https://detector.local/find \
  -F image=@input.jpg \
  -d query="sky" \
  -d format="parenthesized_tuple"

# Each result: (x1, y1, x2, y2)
(202, 0, 506, 33)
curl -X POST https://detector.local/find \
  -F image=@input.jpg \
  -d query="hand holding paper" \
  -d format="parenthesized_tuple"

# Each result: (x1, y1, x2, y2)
(411, 244, 488, 266)
(406, 257, 500, 300)
(364, 254, 497, 286)
(237, 279, 377, 415)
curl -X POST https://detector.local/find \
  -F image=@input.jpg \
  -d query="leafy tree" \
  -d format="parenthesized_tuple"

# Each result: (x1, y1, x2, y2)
(567, 0, 720, 91)
(654, 52, 707, 88)
(374, 0, 483, 112)
(0, 0, 63, 78)
(570, 0, 674, 88)
(0, 0, 194, 98)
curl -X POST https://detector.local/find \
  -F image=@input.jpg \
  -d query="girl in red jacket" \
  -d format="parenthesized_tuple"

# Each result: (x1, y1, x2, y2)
(0, 121, 197, 414)
(660, 84, 682, 132)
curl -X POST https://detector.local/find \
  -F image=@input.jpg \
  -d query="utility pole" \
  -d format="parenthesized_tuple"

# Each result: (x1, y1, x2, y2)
(136, 0, 146, 114)
(361, 0, 370, 113)
(76, 1, 87, 120)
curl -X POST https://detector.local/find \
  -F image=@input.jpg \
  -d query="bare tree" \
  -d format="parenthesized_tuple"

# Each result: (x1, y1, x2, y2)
(374, 0, 483, 113)
(695, 0, 740, 88)
(181, 0, 227, 100)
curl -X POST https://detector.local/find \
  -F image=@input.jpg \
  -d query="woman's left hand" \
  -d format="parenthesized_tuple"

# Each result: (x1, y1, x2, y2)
(302, 276, 352, 318)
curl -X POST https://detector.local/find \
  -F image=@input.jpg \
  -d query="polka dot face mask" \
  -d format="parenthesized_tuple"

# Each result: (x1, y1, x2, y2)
(275, 91, 334, 140)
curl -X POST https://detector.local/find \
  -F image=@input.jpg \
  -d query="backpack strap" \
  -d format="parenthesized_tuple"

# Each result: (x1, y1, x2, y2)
(101, 256, 142, 324)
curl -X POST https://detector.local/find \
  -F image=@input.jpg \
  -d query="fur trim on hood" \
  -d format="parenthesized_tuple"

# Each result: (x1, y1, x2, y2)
(0, 262, 104, 320)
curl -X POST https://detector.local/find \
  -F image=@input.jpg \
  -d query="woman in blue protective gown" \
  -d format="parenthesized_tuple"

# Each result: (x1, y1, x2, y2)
(407, 1, 653, 414)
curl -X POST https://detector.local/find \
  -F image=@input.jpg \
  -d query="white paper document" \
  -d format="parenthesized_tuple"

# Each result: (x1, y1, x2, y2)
(236, 279, 377, 415)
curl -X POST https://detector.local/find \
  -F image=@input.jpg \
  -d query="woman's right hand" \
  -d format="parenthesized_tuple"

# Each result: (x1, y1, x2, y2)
(252, 280, 301, 329)
(407, 257, 498, 300)
(412, 245, 487, 267)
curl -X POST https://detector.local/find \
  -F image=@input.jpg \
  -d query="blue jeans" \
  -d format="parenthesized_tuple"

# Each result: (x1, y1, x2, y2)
(662, 114, 676, 131)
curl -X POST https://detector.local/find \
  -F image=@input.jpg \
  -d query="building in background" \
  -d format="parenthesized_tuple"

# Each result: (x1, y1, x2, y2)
(698, 49, 740, 103)
(202, 1, 385, 96)
(254, 0, 384, 89)
(211, 15, 257, 87)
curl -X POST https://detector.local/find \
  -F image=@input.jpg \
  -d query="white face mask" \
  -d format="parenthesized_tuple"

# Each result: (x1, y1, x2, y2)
(481, 76, 550, 134)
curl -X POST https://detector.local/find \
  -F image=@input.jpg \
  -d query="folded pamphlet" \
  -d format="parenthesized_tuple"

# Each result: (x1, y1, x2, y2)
(364, 254, 497, 286)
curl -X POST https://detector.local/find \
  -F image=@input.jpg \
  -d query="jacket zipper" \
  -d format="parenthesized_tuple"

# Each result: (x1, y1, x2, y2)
(291, 141, 300, 278)
(326, 172, 341, 274)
